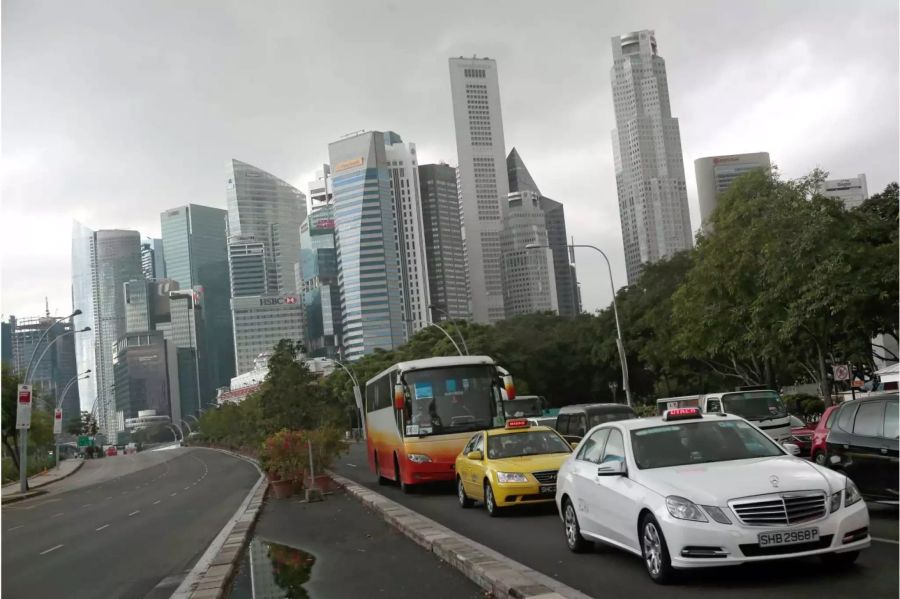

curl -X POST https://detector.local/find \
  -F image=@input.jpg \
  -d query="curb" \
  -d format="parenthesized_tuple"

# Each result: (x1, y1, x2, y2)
(170, 448, 267, 599)
(327, 470, 592, 599)
(1, 460, 85, 504)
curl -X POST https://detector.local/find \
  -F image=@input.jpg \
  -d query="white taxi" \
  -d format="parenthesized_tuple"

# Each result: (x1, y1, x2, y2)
(555, 408, 870, 584)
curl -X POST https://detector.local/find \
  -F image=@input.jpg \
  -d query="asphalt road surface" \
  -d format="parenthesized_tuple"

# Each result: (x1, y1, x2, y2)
(334, 442, 899, 599)
(2, 447, 258, 599)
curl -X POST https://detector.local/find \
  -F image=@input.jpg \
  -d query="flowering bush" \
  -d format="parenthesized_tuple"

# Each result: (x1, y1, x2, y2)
(259, 427, 347, 482)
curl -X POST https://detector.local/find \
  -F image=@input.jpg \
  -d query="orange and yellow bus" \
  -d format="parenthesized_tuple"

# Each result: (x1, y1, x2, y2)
(365, 355, 515, 492)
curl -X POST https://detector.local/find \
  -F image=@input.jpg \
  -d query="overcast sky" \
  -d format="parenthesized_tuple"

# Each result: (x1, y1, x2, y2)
(2, 0, 898, 321)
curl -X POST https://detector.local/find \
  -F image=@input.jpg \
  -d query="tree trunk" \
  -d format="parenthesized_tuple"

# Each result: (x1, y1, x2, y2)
(818, 342, 833, 407)
(3, 435, 20, 473)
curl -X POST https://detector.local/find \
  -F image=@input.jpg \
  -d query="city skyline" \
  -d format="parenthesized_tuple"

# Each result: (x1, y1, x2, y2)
(3, 0, 898, 320)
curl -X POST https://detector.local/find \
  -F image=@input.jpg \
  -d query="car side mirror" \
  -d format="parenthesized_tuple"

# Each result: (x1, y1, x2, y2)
(782, 442, 800, 456)
(466, 450, 483, 461)
(597, 461, 626, 476)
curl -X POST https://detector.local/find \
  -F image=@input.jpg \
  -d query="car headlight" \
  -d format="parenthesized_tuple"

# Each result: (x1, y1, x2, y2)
(844, 478, 863, 507)
(496, 472, 529, 483)
(407, 453, 432, 463)
(830, 491, 842, 513)
(665, 496, 708, 522)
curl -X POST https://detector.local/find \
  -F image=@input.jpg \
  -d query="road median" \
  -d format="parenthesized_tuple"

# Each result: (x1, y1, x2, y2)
(327, 469, 591, 599)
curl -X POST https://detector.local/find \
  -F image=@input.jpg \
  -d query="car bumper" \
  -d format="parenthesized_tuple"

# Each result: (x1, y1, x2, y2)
(659, 501, 870, 569)
(493, 482, 556, 506)
(406, 460, 457, 483)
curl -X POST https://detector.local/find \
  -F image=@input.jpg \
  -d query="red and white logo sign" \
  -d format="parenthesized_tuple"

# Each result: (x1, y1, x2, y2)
(285, 296, 297, 304)
(18, 388, 31, 404)
(55, 409, 63, 420)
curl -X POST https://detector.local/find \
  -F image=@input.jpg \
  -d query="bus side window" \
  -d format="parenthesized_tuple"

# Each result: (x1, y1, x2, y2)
(556, 414, 569, 435)
(574, 415, 586, 438)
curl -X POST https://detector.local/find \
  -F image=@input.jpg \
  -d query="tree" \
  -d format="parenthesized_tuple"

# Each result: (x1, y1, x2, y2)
(2, 363, 26, 473)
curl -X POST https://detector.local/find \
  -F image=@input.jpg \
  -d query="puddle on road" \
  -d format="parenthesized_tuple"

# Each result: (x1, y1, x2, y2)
(227, 537, 316, 599)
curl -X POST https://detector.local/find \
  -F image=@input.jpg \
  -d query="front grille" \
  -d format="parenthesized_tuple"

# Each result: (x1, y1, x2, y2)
(532, 470, 557, 484)
(740, 535, 833, 557)
(730, 492, 826, 526)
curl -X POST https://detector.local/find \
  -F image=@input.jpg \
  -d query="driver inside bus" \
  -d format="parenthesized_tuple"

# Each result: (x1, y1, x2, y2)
(411, 397, 440, 427)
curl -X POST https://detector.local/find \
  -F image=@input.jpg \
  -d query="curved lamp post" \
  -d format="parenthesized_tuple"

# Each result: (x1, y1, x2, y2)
(428, 305, 469, 355)
(526, 243, 633, 407)
(325, 358, 366, 440)
(428, 322, 464, 356)
(54, 370, 91, 469)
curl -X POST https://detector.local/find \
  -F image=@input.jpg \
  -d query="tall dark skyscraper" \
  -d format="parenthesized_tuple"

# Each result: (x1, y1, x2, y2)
(160, 204, 233, 389)
(141, 238, 166, 280)
(418, 163, 469, 321)
(300, 202, 341, 358)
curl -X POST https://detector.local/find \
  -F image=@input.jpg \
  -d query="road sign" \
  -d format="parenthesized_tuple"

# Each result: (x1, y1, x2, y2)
(77, 435, 91, 447)
(16, 384, 32, 430)
(53, 408, 63, 435)
(833, 364, 851, 381)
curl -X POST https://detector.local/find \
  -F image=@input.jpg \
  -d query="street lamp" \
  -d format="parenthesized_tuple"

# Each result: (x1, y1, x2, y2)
(526, 243, 633, 407)
(428, 305, 469, 355)
(54, 370, 91, 469)
(181, 420, 193, 436)
(184, 414, 200, 425)
(608, 380, 618, 403)
(165, 424, 181, 444)
(324, 357, 366, 440)
(25, 326, 91, 386)
(23, 309, 82, 383)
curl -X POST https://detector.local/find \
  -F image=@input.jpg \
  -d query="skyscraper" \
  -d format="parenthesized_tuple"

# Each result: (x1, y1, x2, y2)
(818, 174, 869, 209)
(611, 30, 693, 284)
(501, 191, 558, 316)
(449, 56, 510, 323)
(384, 132, 431, 336)
(506, 148, 580, 317)
(300, 202, 341, 358)
(160, 204, 233, 387)
(71, 224, 142, 442)
(231, 294, 304, 374)
(418, 163, 469, 321)
(694, 153, 771, 233)
(328, 131, 406, 360)
(140, 238, 166, 280)
(227, 237, 268, 298)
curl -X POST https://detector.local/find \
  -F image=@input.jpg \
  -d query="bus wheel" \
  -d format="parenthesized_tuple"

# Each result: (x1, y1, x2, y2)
(395, 455, 412, 494)
(375, 452, 389, 485)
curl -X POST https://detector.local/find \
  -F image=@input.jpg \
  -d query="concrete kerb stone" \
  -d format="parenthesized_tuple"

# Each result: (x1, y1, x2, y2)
(326, 469, 591, 599)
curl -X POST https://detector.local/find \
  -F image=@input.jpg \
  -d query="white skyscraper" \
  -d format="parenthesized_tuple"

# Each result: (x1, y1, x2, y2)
(449, 56, 510, 324)
(611, 30, 693, 284)
(818, 174, 868, 209)
(694, 152, 771, 233)
(384, 133, 431, 336)
(501, 190, 558, 317)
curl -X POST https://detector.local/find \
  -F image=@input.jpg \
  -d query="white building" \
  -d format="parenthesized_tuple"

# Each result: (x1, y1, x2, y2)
(449, 56, 510, 324)
(694, 152, 771, 233)
(611, 31, 693, 284)
(230, 294, 303, 375)
(818, 174, 868, 209)
(501, 191, 558, 316)
(384, 134, 431, 336)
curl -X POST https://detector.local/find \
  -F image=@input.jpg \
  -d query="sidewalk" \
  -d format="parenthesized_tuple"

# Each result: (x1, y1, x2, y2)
(1, 458, 83, 499)
(234, 487, 484, 598)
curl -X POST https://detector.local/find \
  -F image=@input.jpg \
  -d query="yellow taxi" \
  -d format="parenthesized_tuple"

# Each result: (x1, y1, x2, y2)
(455, 419, 573, 516)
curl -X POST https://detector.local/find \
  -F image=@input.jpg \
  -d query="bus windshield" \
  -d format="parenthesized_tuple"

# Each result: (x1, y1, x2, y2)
(403, 365, 501, 435)
(722, 391, 787, 420)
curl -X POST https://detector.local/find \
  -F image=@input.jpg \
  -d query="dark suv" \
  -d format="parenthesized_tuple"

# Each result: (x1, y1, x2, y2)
(825, 394, 899, 501)
(555, 403, 637, 443)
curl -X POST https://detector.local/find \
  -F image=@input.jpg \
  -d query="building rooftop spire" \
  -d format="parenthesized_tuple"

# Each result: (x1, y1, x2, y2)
(506, 147, 541, 195)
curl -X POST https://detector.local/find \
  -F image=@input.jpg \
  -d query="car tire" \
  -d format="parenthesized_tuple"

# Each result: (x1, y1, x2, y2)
(484, 481, 503, 517)
(813, 451, 826, 466)
(562, 498, 591, 553)
(375, 453, 389, 486)
(640, 514, 676, 584)
(458, 477, 474, 508)
(820, 551, 859, 568)
(395, 455, 412, 494)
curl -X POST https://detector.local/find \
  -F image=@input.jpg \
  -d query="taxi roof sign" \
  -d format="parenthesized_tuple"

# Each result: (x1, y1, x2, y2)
(505, 418, 530, 429)
(663, 407, 702, 422)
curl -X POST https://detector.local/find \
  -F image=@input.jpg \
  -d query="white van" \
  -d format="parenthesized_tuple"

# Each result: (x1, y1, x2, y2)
(657, 389, 791, 443)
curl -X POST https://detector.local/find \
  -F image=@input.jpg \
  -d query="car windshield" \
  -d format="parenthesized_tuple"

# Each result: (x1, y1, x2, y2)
(631, 420, 784, 469)
(722, 391, 787, 420)
(403, 365, 502, 435)
(504, 397, 543, 418)
(589, 408, 636, 428)
(487, 430, 571, 459)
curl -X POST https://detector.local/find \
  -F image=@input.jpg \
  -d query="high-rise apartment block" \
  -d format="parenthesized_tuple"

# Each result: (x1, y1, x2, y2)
(418, 163, 469, 321)
(328, 131, 407, 360)
(160, 204, 233, 387)
(449, 57, 510, 323)
(818, 174, 869, 209)
(611, 31, 693, 284)
(71, 224, 142, 442)
(694, 152, 771, 232)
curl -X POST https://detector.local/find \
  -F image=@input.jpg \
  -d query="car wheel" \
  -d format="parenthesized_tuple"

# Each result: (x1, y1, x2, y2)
(562, 498, 591, 553)
(484, 481, 503, 517)
(820, 551, 859, 568)
(641, 514, 675, 584)
(375, 453, 389, 486)
(813, 451, 826, 466)
(395, 455, 412, 494)
(458, 477, 474, 508)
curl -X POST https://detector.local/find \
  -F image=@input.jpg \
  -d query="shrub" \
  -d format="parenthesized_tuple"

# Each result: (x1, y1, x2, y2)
(259, 427, 348, 482)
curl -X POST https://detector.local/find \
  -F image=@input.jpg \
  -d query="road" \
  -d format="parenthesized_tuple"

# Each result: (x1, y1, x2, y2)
(333, 442, 899, 599)
(2, 447, 258, 599)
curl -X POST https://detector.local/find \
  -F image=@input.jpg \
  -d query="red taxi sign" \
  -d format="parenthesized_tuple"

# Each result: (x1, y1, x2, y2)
(663, 407, 702, 421)
(505, 418, 530, 429)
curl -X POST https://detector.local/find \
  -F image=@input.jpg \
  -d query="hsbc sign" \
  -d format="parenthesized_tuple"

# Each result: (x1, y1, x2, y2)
(259, 296, 298, 306)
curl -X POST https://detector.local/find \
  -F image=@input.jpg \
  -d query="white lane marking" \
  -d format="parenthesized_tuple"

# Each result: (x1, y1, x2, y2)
(22, 498, 62, 511)
(120, 491, 128, 495)
(7, 525, 24, 531)
(51, 512, 64, 518)
(104, 497, 112, 501)
(153, 499, 161, 505)
(81, 504, 92, 508)
(345, 463, 358, 468)
(96, 524, 109, 531)
(170, 492, 177, 496)
(873, 537, 899, 545)
(39, 544, 63, 555)
(184, 486, 190, 490)
(128, 510, 140, 516)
